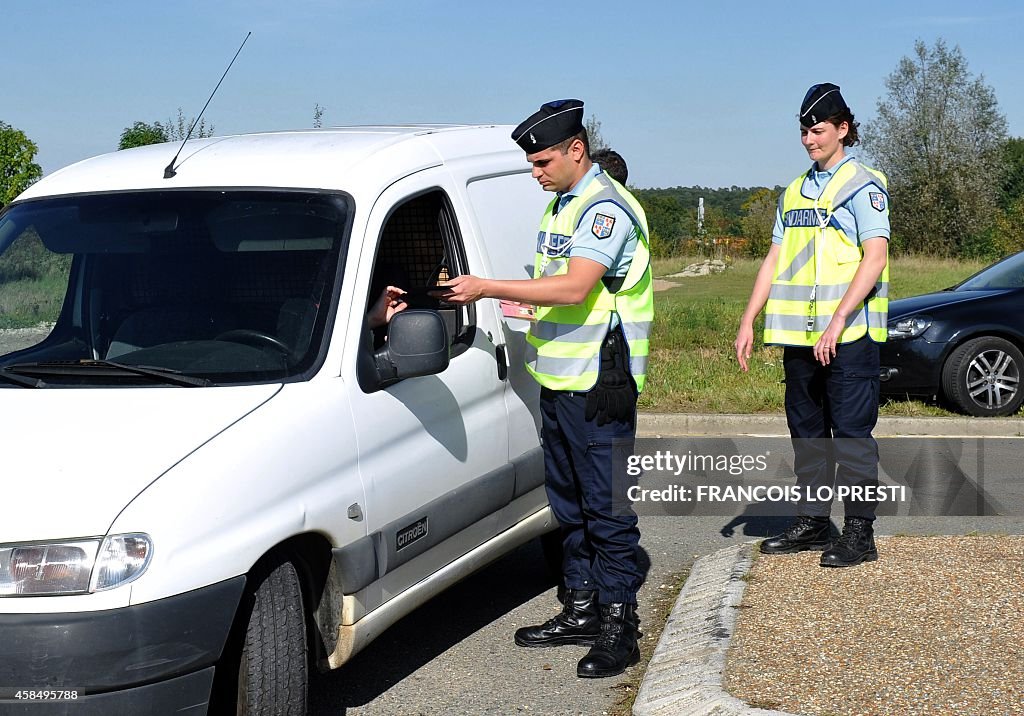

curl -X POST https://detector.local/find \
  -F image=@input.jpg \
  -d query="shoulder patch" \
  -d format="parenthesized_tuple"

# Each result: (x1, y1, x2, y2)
(591, 213, 616, 239)
(869, 192, 886, 212)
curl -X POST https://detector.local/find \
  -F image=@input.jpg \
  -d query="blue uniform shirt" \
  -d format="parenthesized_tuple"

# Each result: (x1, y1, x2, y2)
(772, 156, 891, 246)
(556, 163, 638, 278)
(548, 163, 640, 330)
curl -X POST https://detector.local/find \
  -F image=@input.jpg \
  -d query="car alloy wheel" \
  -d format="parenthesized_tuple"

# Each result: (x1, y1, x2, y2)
(942, 336, 1024, 417)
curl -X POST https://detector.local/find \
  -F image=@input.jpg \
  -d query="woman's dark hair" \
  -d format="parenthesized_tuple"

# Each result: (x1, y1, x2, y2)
(591, 148, 628, 184)
(828, 109, 859, 147)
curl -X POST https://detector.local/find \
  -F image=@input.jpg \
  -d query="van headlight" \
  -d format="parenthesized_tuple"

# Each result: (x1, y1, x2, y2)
(91, 534, 153, 591)
(887, 315, 932, 340)
(0, 533, 152, 596)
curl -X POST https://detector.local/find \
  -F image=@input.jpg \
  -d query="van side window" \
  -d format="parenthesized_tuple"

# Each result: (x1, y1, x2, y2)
(366, 190, 475, 358)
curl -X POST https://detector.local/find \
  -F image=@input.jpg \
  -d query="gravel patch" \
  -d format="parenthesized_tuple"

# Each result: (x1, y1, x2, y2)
(0, 325, 52, 354)
(664, 259, 728, 278)
(724, 535, 1024, 716)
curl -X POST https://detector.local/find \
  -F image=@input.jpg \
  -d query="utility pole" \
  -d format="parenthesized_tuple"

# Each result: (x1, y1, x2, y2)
(697, 197, 706, 255)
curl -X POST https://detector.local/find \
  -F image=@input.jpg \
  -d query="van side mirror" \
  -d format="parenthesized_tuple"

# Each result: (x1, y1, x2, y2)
(373, 310, 450, 386)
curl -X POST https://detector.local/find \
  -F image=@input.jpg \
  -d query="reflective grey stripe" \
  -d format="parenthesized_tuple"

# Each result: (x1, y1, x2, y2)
(530, 354, 601, 377)
(844, 310, 869, 329)
(530, 321, 608, 343)
(775, 239, 815, 281)
(770, 283, 846, 302)
(770, 281, 887, 303)
(620, 320, 652, 337)
(630, 356, 648, 376)
(524, 342, 537, 365)
(541, 258, 567, 277)
(867, 311, 888, 328)
(765, 310, 868, 333)
(766, 313, 817, 332)
(832, 163, 887, 208)
(816, 283, 851, 302)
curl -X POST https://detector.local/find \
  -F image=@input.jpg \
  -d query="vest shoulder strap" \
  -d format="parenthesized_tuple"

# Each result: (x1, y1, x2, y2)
(568, 174, 649, 244)
(827, 160, 889, 209)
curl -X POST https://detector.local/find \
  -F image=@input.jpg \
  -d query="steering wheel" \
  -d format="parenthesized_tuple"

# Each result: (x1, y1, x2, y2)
(215, 329, 292, 356)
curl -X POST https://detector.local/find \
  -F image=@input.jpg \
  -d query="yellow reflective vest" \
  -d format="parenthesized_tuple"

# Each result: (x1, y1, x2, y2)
(525, 171, 654, 392)
(764, 159, 889, 347)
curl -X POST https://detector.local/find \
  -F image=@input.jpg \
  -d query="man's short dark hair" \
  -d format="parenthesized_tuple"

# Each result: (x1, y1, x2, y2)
(591, 148, 628, 184)
(554, 129, 590, 158)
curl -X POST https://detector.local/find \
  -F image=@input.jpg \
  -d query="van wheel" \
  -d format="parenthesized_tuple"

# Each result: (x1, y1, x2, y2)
(236, 558, 309, 716)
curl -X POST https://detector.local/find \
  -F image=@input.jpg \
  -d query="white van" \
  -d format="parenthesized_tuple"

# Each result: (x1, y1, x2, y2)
(0, 126, 558, 715)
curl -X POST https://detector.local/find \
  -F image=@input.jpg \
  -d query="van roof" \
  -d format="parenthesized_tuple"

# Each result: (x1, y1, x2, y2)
(18, 125, 524, 201)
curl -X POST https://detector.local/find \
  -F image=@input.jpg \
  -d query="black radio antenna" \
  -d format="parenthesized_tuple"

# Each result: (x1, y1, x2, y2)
(164, 31, 252, 179)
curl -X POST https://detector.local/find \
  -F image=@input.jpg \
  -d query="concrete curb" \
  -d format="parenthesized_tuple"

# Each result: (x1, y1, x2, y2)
(638, 412, 1024, 437)
(631, 415, 1023, 715)
(633, 543, 797, 716)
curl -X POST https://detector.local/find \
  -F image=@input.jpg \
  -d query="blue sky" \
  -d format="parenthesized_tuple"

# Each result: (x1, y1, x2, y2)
(5, 0, 1022, 189)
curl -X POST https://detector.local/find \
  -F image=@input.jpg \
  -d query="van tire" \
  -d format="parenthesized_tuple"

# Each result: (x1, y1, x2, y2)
(236, 558, 309, 716)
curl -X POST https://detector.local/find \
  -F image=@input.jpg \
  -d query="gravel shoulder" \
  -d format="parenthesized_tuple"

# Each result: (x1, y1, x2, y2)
(724, 535, 1024, 716)
(0, 325, 52, 354)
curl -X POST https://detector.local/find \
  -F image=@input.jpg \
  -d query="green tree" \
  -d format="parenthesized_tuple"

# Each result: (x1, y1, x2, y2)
(991, 196, 1024, 257)
(1000, 137, 1024, 209)
(313, 103, 326, 129)
(585, 114, 607, 153)
(0, 121, 43, 206)
(118, 121, 168, 149)
(164, 107, 214, 141)
(119, 108, 215, 150)
(740, 188, 778, 257)
(699, 204, 736, 237)
(862, 39, 1007, 256)
(634, 191, 688, 257)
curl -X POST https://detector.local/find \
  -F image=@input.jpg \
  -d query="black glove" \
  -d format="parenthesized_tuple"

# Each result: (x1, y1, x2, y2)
(585, 331, 637, 427)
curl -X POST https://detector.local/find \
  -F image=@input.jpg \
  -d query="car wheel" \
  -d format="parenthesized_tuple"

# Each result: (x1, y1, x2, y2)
(941, 336, 1024, 417)
(236, 558, 309, 716)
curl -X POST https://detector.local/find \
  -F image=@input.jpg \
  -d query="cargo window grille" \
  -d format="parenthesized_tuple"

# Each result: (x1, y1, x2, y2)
(367, 188, 476, 362)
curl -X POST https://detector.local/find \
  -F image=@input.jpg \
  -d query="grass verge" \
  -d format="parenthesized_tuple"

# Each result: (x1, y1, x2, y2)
(608, 568, 690, 716)
(642, 255, 995, 416)
(0, 274, 69, 329)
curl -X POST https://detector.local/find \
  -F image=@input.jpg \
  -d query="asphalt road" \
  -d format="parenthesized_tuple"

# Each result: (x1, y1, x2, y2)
(309, 514, 736, 716)
(309, 505, 1024, 716)
(6, 328, 1015, 716)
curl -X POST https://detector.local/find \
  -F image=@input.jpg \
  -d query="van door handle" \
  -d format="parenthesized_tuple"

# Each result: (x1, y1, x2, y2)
(495, 345, 508, 381)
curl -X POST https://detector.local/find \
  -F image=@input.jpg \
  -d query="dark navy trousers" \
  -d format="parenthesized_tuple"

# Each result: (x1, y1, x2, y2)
(539, 387, 642, 605)
(783, 337, 881, 520)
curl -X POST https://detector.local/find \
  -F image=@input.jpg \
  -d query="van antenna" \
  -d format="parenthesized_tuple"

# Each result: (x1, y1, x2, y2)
(163, 31, 252, 179)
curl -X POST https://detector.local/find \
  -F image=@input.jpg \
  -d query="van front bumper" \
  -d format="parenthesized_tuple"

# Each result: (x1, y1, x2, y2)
(0, 576, 245, 715)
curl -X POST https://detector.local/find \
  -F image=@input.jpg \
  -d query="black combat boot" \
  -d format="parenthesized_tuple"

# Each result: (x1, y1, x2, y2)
(820, 517, 877, 567)
(576, 603, 640, 678)
(759, 515, 831, 554)
(514, 589, 600, 647)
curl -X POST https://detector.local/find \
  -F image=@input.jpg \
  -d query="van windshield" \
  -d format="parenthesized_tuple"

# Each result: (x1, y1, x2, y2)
(0, 190, 349, 386)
